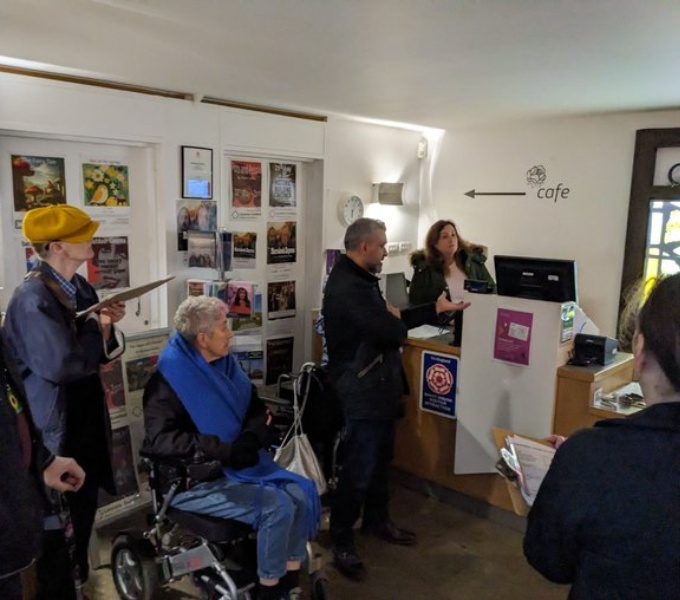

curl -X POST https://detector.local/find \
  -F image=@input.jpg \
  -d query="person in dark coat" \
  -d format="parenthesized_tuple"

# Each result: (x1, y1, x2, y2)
(322, 218, 466, 581)
(524, 272, 680, 599)
(0, 330, 85, 600)
(408, 219, 495, 306)
(409, 219, 494, 344)
(4, 204, 126, 600)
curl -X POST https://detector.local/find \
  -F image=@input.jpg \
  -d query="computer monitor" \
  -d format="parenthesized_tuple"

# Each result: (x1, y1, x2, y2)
(494, 255, 578, 303)
(384, 272, 410, 309)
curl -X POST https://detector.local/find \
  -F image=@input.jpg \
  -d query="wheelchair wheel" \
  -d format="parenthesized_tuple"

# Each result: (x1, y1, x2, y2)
(111, 533, 160, 600)
(310, 571, 330, 600)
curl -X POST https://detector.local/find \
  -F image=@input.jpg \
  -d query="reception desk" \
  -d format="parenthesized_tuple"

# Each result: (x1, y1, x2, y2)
(393, 335, 635, 513)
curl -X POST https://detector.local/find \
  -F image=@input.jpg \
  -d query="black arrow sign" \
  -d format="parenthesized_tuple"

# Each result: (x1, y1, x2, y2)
(464, 189, 526, 198)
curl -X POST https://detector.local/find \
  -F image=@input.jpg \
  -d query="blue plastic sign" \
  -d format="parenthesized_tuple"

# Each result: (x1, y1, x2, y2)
(420, 351, 458, 419)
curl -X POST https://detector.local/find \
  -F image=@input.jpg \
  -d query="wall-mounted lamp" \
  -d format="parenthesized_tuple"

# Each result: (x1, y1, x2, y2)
(372, 182, 404, 205)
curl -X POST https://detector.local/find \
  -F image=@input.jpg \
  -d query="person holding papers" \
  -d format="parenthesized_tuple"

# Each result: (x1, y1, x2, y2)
(4, 205, 125, 600)
(524, 273, 680, 599)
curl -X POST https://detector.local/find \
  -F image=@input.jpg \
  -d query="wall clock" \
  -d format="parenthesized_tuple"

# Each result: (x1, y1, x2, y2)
(337, 194, 364, 226)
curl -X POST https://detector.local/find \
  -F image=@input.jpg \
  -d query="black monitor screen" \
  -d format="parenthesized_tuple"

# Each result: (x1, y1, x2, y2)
(494, 255, 578, 303)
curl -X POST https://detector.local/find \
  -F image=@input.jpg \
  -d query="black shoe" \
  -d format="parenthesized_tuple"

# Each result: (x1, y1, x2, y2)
(333, 549, 368, 581)
(362, 520, 417, 546)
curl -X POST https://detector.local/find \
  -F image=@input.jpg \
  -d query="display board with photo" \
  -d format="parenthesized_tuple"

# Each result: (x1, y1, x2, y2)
(230, 160, 262, 217)
(267, 280, 296, 320)
(269, 163, 296, 208)
(87, 236, 130, 291)
(265, 335, 294, 385)
(83, 162, 129, 207)
(227, 281, 255, 318)
(187, 231, 217, 268)
(11, 154, 66, 212)
(266, 221, 296, 264)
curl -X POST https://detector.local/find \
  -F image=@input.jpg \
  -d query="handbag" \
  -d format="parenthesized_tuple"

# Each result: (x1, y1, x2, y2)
(274, 363, 327, 495)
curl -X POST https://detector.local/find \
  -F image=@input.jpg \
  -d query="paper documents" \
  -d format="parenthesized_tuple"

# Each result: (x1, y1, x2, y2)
(506, 435, 556, 507)
(407, 324, 446, 339)
(77, 275, 175, 317)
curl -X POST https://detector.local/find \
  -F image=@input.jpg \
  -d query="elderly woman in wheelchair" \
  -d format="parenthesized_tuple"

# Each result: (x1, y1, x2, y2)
(134, 295, 320, 600)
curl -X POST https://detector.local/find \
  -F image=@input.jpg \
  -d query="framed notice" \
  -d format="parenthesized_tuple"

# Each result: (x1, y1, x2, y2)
(420, 351, 458, 419)
(181, 146, 213, 199)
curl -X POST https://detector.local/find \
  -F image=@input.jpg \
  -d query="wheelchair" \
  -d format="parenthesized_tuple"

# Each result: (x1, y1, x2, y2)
(110, 454, 330, 600)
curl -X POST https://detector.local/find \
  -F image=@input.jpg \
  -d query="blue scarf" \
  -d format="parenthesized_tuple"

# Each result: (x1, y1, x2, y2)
(157, 333, 319, 537)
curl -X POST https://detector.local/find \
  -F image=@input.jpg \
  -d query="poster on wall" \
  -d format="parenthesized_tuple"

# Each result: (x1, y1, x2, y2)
(493, 308, 534, 366)
(101, 356, 126, 416)
(266, 221, 296, 264)
(122, 333, 169, 422)
(82, 161, 130, 227)
(265, 335, 294, 385)
(325, 249, 343, 275)
(419, 351, 458, 420)
(23, 242, 39, 273)
(227, 281, 255, 318)
(267, 280, 296, 320)
(268, 162, 297, 219)
(231, 292, 263, 333)
(87, 236, 130, 291)
(230, 160, 262, 219)
(231, 335, 264, 385)
(176, 200, 217, 251)
(232, 231, 257, 269)
(11, 155, 66, 213)
(97, 425, 139, 508)
(187, 231, 217, 268)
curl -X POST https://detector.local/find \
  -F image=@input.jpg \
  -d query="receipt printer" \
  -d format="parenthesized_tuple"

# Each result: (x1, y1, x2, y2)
(572, 334, 618, 366)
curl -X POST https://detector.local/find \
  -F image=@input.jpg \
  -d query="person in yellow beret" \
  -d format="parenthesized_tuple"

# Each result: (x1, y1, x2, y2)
(3, 204, 126, 600)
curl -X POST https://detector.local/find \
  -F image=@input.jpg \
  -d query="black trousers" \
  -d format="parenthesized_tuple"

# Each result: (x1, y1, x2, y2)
(36, 479, 99, 600)
(0, 573, 23, 600)
(329, 419, 395, 551)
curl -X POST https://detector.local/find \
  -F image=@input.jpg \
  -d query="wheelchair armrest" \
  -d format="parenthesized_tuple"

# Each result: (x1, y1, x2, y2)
(142, 453, 224, 494)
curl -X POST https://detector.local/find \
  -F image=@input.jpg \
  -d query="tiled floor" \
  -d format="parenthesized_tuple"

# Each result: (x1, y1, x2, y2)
(89, 484, 567, 599)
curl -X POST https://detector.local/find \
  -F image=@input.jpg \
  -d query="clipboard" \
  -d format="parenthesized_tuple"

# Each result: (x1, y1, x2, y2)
(77, 275, 175, 317)
(492, 427, 554, 516)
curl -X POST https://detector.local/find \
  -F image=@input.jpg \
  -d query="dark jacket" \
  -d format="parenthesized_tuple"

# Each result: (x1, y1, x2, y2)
(4, 262, 117, 493)
(408, 246, 496, 306)
(322, 255, 434, 420)
(0, 331, 52, 579)
(524, 401, 680, 599)
(142, 371, 269, 463)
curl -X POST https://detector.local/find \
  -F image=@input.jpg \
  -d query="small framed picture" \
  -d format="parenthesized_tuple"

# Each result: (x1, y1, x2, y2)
(181, 146, 213, 199)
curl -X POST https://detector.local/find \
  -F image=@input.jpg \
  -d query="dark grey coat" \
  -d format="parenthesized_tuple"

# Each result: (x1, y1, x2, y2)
(524, 401, 680, 599)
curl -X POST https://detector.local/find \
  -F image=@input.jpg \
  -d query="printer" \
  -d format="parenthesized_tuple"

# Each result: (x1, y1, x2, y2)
(571, 334, 618, 366)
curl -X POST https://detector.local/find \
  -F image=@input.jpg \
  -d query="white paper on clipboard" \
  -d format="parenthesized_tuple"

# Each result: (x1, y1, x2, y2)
(77, 275, 175, 317)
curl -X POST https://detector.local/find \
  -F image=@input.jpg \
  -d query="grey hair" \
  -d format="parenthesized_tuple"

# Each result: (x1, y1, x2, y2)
(344, 218, 386, 251)
(173, 295, 226, 346)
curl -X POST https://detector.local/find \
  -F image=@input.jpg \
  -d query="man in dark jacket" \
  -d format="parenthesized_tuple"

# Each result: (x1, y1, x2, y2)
(323, 218, 460, 581)
(4, 205, 125, 599)
(0, 331, 85, 600)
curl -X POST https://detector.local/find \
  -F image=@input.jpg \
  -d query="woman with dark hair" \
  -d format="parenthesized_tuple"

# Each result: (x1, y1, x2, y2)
(408, 219, 495, 306)
(230, 287, 251, 315)
(524, 273, 680, 598)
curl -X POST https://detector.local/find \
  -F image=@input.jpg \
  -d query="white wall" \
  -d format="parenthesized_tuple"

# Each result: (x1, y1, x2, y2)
(0, 72, 426, 363)
(432, 111, 680, 335)
(323, 118, 423, 277)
